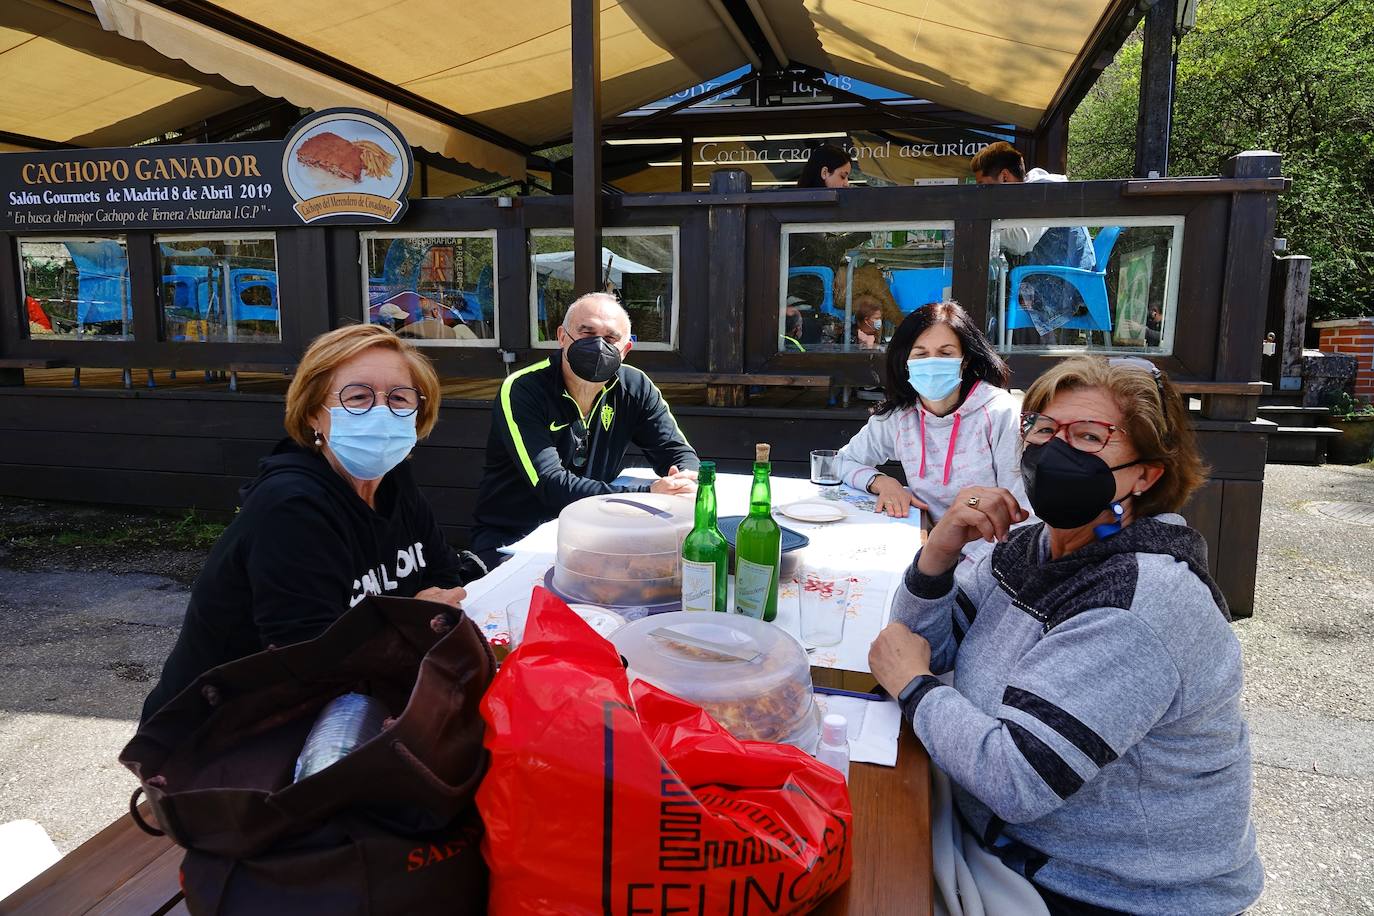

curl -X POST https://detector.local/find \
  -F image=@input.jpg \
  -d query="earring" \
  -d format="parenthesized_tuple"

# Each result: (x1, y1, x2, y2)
(313, 429, 323, 447)
(1133, 490, 1142, 496)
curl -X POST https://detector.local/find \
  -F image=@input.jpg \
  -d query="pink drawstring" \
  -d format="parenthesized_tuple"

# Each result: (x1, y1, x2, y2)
(917, 410, 927, 479)
(943, 413, 962, 486)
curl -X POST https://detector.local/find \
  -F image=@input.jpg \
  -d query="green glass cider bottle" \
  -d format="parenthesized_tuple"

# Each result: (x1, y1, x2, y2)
(733, 443, 781, 621)
(680, 461, 728, 612)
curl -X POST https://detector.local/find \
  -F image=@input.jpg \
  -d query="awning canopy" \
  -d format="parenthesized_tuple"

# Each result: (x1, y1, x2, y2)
(754, 0, 1123, 130)
(88, 0, 1126, 157)
(0, 0, 257, 147)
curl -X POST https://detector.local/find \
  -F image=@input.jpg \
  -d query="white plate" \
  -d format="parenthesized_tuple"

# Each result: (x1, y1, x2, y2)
(777, 500, 848, 523)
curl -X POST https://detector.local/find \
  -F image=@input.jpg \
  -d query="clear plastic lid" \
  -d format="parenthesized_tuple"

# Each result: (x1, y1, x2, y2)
(556, 493, 694, 559)
(611, 611, 817, 747)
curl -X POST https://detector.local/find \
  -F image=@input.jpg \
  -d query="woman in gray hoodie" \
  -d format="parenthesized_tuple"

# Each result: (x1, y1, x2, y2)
(835, 301, 1028, 522)
(870, 356, 1262, 915)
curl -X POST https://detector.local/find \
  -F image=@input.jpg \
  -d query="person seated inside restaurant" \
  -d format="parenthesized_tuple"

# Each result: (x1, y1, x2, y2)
(796, 143, 852, 189)
(140, 324, 484, 723)
(869, 356, 1263, 915)
(973, 142, 1096, 343)
(469, 293, 700, 567)
(854, 299, 884, 350)
(835, 301, 1027, 522)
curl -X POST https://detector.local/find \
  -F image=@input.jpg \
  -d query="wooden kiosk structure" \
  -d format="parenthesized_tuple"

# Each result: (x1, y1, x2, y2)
(0, 0, 1279, 615)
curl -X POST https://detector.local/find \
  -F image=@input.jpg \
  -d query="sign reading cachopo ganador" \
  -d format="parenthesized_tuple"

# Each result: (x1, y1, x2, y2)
(0, 108, 412, 231)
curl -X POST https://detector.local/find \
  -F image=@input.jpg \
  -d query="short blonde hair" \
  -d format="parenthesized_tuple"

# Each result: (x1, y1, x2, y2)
(1022, 356, 1207, 516)
(284, 324, 441, 447)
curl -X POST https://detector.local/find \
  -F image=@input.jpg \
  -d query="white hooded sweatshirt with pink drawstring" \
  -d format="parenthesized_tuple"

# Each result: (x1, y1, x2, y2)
(835, 381, 1028, 522)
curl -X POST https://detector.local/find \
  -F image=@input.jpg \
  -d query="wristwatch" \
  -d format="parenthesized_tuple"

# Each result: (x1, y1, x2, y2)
(866, 474, 883, 495)
(897, 674, 942, 722)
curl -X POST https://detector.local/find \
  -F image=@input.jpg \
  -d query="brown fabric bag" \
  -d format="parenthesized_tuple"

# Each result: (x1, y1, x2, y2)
(119, 595, 495, 915)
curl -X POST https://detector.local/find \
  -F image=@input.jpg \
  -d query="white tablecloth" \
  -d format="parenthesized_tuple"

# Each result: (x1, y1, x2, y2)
(462, 471, 924, 674)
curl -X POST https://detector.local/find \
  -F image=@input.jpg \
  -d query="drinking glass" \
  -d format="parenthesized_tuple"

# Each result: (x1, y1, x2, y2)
(800, 563, 851, 646)
(810, 449, 841, 487)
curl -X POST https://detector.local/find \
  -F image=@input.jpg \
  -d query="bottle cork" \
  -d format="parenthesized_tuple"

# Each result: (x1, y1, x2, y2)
(755, 443, 771, 462)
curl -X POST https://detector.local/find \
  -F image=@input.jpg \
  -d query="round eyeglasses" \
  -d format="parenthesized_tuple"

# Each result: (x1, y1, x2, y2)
(335, 383, 424, 417)
(1021, 412, 1120, 454)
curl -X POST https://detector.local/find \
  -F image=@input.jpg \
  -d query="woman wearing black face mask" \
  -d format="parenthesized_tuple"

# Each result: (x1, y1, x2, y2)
(867, 357, 1262, 916)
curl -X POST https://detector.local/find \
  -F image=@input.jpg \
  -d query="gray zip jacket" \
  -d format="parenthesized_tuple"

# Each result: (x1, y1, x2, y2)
(894, 514, 1263, 914)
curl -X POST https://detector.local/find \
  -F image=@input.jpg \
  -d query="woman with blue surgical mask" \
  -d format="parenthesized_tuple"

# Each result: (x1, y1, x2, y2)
(835, 301, 1029, 522)
(139, 325, 486, 723)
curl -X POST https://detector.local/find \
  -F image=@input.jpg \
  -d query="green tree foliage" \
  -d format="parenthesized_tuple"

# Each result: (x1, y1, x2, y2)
(1070, 0, 1374, 321)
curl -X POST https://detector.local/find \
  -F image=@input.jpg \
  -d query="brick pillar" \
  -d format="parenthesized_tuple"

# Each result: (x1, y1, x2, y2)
(1315, 317, 1374, 402)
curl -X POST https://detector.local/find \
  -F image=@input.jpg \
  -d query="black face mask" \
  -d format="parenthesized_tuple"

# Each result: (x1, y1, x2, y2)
(565, 335, 622, 383)
(1021, 438, 1139, 530)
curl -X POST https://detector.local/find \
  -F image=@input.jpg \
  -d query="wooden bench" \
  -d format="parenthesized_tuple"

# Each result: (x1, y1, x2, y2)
(5, 733, 932, 915)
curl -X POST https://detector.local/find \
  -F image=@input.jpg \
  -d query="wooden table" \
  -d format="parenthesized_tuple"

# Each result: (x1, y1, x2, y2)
(3, 737, 931, 916)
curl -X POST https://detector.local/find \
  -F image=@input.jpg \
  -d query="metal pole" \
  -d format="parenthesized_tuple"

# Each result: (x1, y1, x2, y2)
(571, 0, 602, 295)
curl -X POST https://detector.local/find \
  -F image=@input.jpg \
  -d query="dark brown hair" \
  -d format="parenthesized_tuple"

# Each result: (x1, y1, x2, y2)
(971, 141, 1026, 181)
(797, 144, 852, 188)
(876, 301, 1009, 415)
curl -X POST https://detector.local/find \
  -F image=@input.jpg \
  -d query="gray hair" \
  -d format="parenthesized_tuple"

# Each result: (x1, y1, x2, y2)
(562, 292, 630, 335)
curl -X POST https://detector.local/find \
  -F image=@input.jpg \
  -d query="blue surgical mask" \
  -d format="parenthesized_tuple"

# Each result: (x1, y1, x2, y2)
(325, 407, 417, 481)
(906, 357, 963, 400)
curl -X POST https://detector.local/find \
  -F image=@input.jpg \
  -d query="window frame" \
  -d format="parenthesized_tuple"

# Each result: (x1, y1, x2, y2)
(18, 234, 133, 342)
(155, 230, 282, 344)
(989, 214, 1186, 357)
(359, 228, 500, 349)
(528, 226, 681, 352)
(777, 220, 956, 354)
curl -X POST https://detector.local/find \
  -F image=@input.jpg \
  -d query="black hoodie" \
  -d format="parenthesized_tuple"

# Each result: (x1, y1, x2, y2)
(140, 440, 475, 722)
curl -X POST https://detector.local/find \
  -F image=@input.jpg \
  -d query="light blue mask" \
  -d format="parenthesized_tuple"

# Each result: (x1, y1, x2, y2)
(906, 357, 963, 400)
(326, 407, 417, 481)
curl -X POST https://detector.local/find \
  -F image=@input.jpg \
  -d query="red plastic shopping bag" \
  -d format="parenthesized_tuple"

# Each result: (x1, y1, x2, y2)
(478, 587, 853, 915)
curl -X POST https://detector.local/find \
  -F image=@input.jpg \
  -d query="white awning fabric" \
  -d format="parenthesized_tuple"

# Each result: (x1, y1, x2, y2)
(0, 0, 257, 147)
(92, 0, 526, 176)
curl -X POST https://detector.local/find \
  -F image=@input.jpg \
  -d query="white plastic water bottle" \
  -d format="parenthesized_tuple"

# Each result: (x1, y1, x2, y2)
(815, 713, 851, 782)
(293, 693, 389, 782)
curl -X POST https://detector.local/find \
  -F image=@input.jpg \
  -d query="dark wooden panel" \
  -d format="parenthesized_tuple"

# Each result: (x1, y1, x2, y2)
(706, 171, 748, 375)
(1216, 478, 1263, 618)
(1, 429, 234, 475)
(1173, 196, 1229, 378)
(1194, 427, 1269, 481)
(1214, 153, 1282, 382)
(1178, 479, 1224, 577)
(0, 463, 247, 513)
(127, 234, 162, 345)
(0, 390, 286, 438)
(951, 219, 992, 331)
(744, 209, 782, 372)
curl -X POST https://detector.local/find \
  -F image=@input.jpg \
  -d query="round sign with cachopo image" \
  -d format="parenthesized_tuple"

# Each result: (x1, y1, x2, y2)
(281, 108, 412, 225)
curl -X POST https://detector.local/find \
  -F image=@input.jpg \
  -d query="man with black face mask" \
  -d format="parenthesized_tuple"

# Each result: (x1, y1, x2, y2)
(470, 293, 699, 566)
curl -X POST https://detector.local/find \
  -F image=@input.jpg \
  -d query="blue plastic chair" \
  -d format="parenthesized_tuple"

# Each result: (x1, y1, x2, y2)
(1006, 226, 1123, 332)
(888, 267, 952, 313)
(787, 266, 836, 316)
(230, 269, 279, 321)
(64, 241, 130, 328)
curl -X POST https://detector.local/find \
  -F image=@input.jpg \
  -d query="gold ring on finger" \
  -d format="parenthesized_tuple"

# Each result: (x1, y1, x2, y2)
(966, 496, 981, 509)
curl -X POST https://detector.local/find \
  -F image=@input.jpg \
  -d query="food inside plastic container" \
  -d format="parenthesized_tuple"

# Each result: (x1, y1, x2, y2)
(553, 494, 694, 608)
(611, 611, 821, 753)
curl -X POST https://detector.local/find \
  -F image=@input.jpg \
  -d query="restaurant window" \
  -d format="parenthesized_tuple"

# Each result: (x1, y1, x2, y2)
(779, 223, 955, 354)
(362, 232, 498, 346)
(19, 236, 131, 341)
(987, 217, 1185, 355)
(157, 234, 281, 343)
(530, 228, 678, 351)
